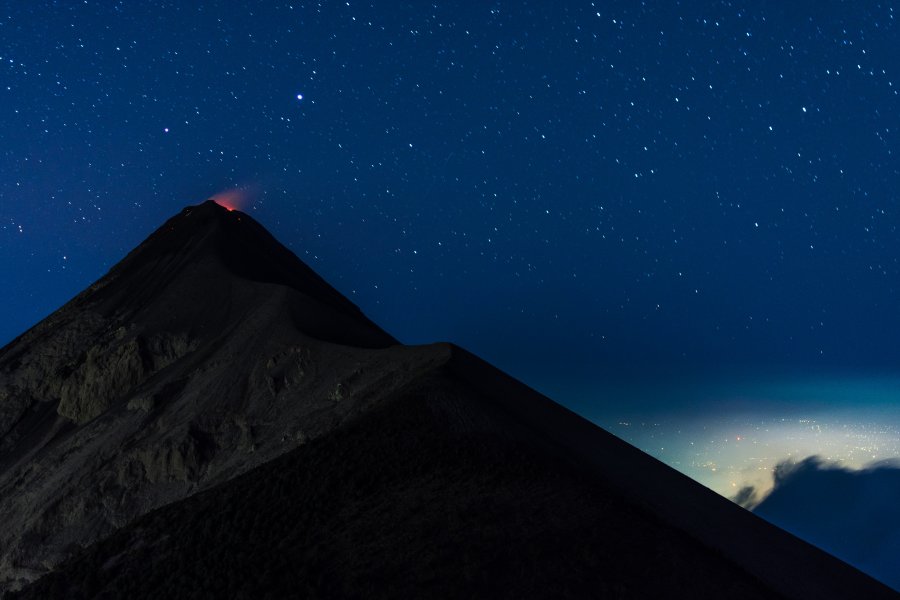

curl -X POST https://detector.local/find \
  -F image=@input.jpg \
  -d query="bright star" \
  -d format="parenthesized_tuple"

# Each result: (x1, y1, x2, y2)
(296, 93, 303, 101)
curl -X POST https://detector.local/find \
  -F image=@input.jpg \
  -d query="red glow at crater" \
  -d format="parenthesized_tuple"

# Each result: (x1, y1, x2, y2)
(210, 188, 251, 212)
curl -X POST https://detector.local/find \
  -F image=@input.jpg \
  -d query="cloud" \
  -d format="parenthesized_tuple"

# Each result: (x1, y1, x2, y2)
(748, 456, 900, 591)
(730, 485, 758, 509)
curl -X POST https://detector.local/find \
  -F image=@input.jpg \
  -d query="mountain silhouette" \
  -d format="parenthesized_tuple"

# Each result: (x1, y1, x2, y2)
(0, 200, 895, 599)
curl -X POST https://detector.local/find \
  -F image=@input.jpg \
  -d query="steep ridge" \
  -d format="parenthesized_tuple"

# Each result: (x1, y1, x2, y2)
(72, 199, 395, 347)
(1, 201, 896, 598)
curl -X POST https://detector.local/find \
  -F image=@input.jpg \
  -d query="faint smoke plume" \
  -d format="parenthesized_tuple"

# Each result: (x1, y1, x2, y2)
(731, 485, 758, 509)
(210, 185, 259, 212)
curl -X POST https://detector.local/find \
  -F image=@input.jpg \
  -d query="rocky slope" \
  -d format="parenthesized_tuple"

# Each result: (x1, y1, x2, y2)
(0, 201, 427, 592)
(7, 359, 782, 600)
(1, 200, 896, 598)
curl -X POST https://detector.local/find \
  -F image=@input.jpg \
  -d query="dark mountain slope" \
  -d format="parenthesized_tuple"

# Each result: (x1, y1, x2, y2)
(9, 361, 780, 600)
(11, 345, 898, 600)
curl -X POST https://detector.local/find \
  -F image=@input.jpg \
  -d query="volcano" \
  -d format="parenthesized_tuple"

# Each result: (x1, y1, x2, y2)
(0, 200, 894, 599)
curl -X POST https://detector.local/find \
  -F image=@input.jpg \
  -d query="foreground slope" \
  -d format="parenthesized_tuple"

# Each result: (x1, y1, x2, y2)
(9, 354, 780, 599)
(1, 201, 896, 598)
(10, 351, 900, 599)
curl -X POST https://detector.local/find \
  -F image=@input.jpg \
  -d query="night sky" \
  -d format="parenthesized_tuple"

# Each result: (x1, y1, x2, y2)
(3, 1, 899, 379)
(5, 3, 900, 487)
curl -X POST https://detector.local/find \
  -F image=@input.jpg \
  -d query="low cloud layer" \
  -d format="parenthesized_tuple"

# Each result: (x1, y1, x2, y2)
(737, 456, 900, 591)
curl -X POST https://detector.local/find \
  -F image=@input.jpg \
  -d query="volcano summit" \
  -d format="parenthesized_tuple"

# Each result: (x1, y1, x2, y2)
(0, 201, 893, 599)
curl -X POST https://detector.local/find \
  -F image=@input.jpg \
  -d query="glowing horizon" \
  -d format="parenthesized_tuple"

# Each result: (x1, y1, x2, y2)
(586, 374, 900, 501)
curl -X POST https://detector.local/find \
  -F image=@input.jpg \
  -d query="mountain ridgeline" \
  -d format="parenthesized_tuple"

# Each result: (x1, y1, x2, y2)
(0, 200, 894, 599)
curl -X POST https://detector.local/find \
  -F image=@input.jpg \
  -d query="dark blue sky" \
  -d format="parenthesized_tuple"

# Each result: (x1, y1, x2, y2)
(3, 1, 900, 390)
